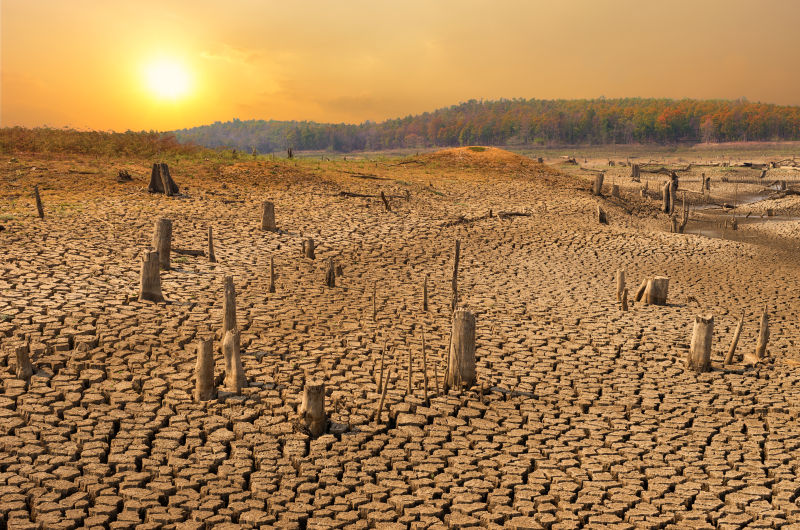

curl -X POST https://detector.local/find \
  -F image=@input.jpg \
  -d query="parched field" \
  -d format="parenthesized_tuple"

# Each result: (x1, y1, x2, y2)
(1, 147, 800, 529)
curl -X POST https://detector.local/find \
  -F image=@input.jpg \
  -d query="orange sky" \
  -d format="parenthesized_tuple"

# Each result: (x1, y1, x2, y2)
(3, 0, 800, 131)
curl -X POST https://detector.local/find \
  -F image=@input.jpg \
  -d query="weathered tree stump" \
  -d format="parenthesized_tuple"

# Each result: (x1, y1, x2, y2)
(372, 282, 377, 322)
(421, 328, 429, 402)
(268, 256, 276, 293)
(597, 205, 608, 225)
(152, 218, 172, 270)
(621, 287, 629, 311)
(148, 163, 164, 193)
(222, 275, 237, 334)
(644, 276, 669, 305)
(160, 163, 174, 197)
(631, 164, 640, 181)
(669, 174, 679, 215)
(452, 240, 461, 311)
(33, 185, 44, 219)
(325, 258, 336, 288)
(148, 163, 179, 195)
(615, 269, 626, 302)
(207, 226, 217, 263)
(611, 184, 620, 198)
(446, 309, 477, 389)
(724, 310, 745, 365)
(634, 278, 648, 302)
(687, 314, 714, 373)
(194, 338, 215, 401)
(662, 181, 671, 213)
(15, 342, 33, 380)
(745, 307, 770, 364)
(260, 201, 276, 231)
(139, 250, 165, 303)
(593, 173, 604, 196)
(380, 191, 392, 212)
(423, 274, 428, 312)
(299, 380, 327, 437)
(375, 364, 393, 424)
(222, 328, 246, 394)
(303, 238, 315, 259)
(407, 346, 413, 396)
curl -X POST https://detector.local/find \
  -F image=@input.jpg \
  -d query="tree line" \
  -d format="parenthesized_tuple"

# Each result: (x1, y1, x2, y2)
(172, 98, 800, 153)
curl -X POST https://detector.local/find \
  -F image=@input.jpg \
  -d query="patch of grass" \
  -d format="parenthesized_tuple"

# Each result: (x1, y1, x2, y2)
(0, 314, 12, 322)
(394, 179, 412, 186)
(174, 257, 189, 264)
(468, 146, 487, 152)
(0, 214, 14, 221)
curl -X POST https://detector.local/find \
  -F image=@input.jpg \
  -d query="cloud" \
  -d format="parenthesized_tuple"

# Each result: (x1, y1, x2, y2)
(200, 44, 263, 65)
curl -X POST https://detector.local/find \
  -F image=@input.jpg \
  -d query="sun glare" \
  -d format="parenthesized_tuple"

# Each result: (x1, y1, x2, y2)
(144, 58, 191, 101)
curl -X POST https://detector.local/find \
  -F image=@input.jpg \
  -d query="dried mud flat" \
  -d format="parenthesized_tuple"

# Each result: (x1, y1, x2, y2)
(1, 148, 800, 530)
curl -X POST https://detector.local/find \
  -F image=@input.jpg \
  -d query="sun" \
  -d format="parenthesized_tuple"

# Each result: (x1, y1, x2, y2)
(143, 58, 191, 101)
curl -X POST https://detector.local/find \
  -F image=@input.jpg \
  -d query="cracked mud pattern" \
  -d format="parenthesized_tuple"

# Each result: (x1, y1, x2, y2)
(1, 149, 800, 529)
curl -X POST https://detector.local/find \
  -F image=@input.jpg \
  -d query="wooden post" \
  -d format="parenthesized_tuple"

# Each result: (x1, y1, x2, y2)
(222, 328, 246, 394)
(631, 164, 640, 181)
(615, 270, 626, 302)
(380, 191, 391, 212)
(194, 338, 215, 401)
(597, 205, 608, 225)
(374, 364, 393, 424)
(593, 173, 604, 196)
(422, 274, 428, 312)
(724, 310, 745, 365)
(372, 282, 377, 322)
(222, 275, 237, 335)
(139, 250, 165, 303)
(261, 201, 276, 231)
(33, 185, 44, 219)
(207, 226, 217, 263)
(662, 181, 671, 213)
(446, 309, 476, 390)
(407, 346, 413, 396)
(745, 307, 769, 364)
(299, 380, 327, 437)
(621, 288, 629, 311)
(611, 184, 620, 198)
(268, 256, 276, 293)
(377, 341, 386, 393)
(303, 238, 316, 259)
(644, 276, 669, 305)
(15, 342, 33, 380)
(325, 258, 335, 288)
(152, 218, 172, 270)
(634, 278, 648, 302)
(669, 174, 678, 215)
(452, 240, 460, 312)
(687, 314, 714, 373)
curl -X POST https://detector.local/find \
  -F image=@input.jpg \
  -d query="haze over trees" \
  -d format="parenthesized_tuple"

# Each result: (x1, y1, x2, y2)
(173, 98, 800, 153)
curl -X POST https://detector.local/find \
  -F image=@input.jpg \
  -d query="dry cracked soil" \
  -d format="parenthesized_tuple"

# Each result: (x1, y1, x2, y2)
(1, 147, 800, 529)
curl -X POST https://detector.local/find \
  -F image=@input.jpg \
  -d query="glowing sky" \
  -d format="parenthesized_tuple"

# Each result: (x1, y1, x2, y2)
(2, 0, 800, 131)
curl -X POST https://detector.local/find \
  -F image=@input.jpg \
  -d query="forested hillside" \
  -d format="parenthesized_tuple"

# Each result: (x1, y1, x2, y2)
(173, 98, 800, 153)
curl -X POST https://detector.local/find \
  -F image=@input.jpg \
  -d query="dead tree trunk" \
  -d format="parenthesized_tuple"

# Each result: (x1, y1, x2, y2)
(421, 328, 429, 402)
(452, 240, 461, 312)
(446, 309, 476, 390)
(325, 258, 336, 288)
(139, 250, 165, 303)
(207, 226, 217, 263)
(687, 314, 714, 373)
(299, 380, 327, 437)
(15, 343, 33, 380)
(745, 307, 769, 364)
(423, 274, 428, 312)
(303, 238, 315, 259)
(33, 185, 44, 219)
(631, 164, 641, 181)
(597, 205, 608, 224)
(621, 288, 629, 311)
(152, 218, 172, 270)
(615, 269, 626, 302)
(669, 174, 678, 215)
(148, 163, 164, 193)
(268, 256, 276, 293)
(222, 275, 237, 335)
(634, 278, 648, 302)
(724, 310, 745, 365)
(261, 201, 276, 231)
(593, 173, 604, 196)
(194, 338, 215, 401)
(222, 328, 246, 394)
(644, 276, 669, 305)
(662, 181, 671, 213)
(374, 364, 393, 424)
(380, 191, 392, 212)
(160, 163, 174, 197)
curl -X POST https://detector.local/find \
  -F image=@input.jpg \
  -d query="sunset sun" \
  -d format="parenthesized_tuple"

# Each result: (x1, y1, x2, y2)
(143, 58, 191, 101)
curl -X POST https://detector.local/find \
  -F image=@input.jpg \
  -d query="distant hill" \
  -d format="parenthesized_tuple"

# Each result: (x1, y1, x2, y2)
(172, 98, 800, 153)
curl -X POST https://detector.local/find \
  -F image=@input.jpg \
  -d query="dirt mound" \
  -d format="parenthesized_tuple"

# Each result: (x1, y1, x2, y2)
(416, 146, 540, 171)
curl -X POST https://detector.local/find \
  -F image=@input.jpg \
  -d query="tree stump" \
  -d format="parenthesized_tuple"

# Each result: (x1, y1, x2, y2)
(148, 163, 179, 195)
(611, 184, 620, 198)
(745, 307, 769, 364)
(15, 343, 33, 380)
(261, 201, 276, 231)
(662, 181, 671, 213)
(325, 258, 335, 288)
(621, 288, 629, 311)
(148, 163, 164, 193)
(138, 250, 165, 303)
(615, 269, 626, 302)
(33, 185, 44, 219)
(299, 380, 327, 437)
(152, 218, 172, 270)
(724, 310, 745, 365)
(303, 238, 316, 259)
(669, 174, 678, 215)
(687, 314, 714, 373)
(222, 276, 237, 334)
(222, 328, 246, 394)
(644, 276, 669, 305)
(631, 164, 640, 181)
(194, 338, 215, 401)
(593, 173, 604, 196)
(597, 205, 608, 225)
(446, 309, 476, 389)
(207, 226, 216, 263)
(423, 274, 428, 312)
(160, 163, 175, 197)
(380, 191, 391, 212)
(634, 278, 648, 302)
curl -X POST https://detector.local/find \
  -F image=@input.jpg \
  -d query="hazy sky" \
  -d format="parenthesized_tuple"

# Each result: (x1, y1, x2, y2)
(3, 0, 800, 131)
